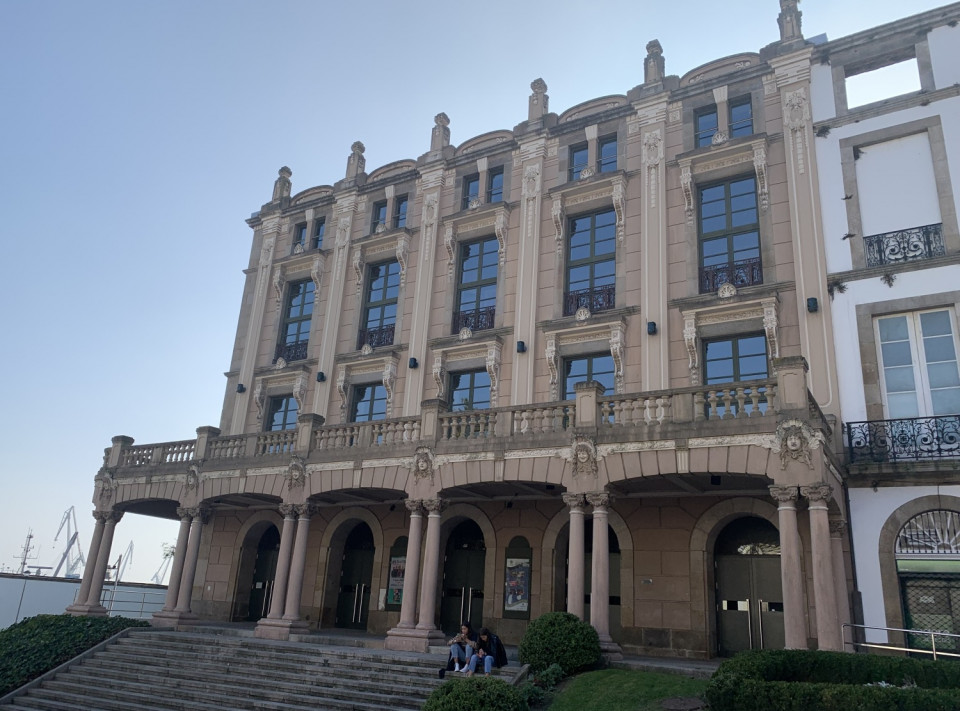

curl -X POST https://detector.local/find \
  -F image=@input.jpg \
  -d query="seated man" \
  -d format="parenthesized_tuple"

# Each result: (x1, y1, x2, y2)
(467, 627, 507, 676)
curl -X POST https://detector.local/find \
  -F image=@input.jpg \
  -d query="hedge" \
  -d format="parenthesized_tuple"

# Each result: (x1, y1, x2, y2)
(518, 611, 601, 676)
(423, 675, 527, 711)
(0, 614, 150, 696)
(706, 649, 960, 711)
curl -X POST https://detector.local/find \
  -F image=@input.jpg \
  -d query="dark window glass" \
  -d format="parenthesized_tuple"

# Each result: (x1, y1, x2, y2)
(449, 370, 491, 411)
(360, 260, 400, 348)
(487, 168, 504, 203)
(372, 201, 387, 232)
(695, 106, 719, 147)
(563, 354, 615, 400)
(704, 334, 768, 384)
(266, 395, 298, 431)
(462, 174, 480, 209)
(699, 177, 761, 292)
(312, 219, 325, 249)
(729, 97, 753, 138)
(565, 209, 616, 315)
(352, 384, 388, 422)
(598, 136, 617, 173)
(293, 223, 308, 252)
(281, 280, 315, 346)
(393, 195, 408, 229)
(569, 143, 589, 181)
(455, 237, 498, 332)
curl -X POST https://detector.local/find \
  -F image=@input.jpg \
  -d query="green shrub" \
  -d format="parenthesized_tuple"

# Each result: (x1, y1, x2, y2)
(518, 680, 549, 708)
(705, 649, 960, 711)
(535, 662, 566, 690)
(518, 611, 601, 676)
(0, 614, 149, 696)
(423, 675, 527, 711)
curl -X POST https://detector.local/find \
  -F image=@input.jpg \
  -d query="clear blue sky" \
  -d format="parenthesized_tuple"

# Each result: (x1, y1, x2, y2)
(0, 0, 943, 583)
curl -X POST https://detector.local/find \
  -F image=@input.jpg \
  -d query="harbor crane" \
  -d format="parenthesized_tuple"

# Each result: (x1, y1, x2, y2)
(53, 506, 86, 578)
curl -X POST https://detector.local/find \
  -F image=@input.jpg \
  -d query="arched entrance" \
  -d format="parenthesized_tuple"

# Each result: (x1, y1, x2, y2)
(335, 522, 375, 629)
(553, 523, 621, 637)
(715, 516, 784, 655)
(896, 508, 960, 653)
(440, 520, 485, 634)
(233, 523, 280, 622)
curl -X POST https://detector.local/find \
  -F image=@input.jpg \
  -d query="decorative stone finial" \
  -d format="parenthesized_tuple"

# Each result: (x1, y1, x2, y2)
(529, 78, 549, 121)
(351, 141, 365, 154)
(434, 112, 449, 127)
(778, 0, 803, 43)
(644, 40, 665, 84)
(431, 112, 451, 152)
(272, 166, 292, 202)
(345, 141, 366, 180)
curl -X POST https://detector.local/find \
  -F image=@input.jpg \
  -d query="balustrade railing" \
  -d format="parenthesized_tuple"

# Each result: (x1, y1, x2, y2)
(208, 435, 245, 459)
(512, 404, 573, 435)
(694, 381, 775, 421)
(847, 415, 960, 463)
(563, 284, 616, 316)
(273, 341, 308, 363)
(439, 410, 498, 440)
(119, 440, 195, 466)
(159, 440, 196, 463)
(256, 430, 296, 456)
(864, 223, 944, 268)
(357, 324, 395, 350)
(314, 423, 363, 450)
(600, 393, 673, 426)
(119, 445, 155, 467)
(369, 418, 421, 445)
(699, 257, 762, 293)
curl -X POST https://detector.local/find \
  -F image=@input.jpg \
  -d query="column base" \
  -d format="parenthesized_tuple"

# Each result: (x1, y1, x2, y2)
(64, 603, 108, 617)
(150, 609, 198, 628)
(384, 626, 445, 652)
(254, 617, 309, 641)
(599, 637, 623, 661)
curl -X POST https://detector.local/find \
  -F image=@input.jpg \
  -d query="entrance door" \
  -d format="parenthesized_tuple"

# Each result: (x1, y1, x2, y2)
(440, 520, 485, 634)
(247, 526, 280, 622)
(715, 517, 784, 655)
(335, 523, 375, 629)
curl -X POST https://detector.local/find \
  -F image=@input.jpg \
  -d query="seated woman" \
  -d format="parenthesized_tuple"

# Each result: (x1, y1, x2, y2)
(448, 622, 477, 673)
(467, 627, 506, 676)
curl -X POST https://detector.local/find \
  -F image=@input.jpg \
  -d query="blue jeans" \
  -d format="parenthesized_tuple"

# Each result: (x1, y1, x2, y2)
(468, 653, 493, 675)
(450, 642, 473, 664)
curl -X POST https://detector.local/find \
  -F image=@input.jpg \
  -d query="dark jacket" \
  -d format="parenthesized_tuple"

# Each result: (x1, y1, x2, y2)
(476, 634, 507, 668)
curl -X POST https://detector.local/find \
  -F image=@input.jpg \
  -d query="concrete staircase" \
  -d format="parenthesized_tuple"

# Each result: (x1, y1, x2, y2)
(1, 628, 498, 710)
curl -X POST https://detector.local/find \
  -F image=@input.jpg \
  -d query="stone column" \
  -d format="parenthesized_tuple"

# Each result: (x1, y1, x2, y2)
(162, 509, 193, 611)
(174, 507, 208, 615)
(830, 519, 852, 649)
(416, 498, 445, 631)
(85, 510, 123, 610)
(770, 486, 806, 648)
(563, 494, 586, 620)
(398, 500, 424, 628)
(802, 483, 841, 651)
(66, 511, 109, 615)
(266, 504, 298, 620)
(282, 504, 316, 624)
(586, 493, 612, 642)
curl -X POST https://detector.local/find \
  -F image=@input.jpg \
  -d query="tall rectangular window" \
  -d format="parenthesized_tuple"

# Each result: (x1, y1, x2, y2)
(598, 135, 617, 173)
(351, 384, 388, 422)
(563, 353, 615, 400)
(372, 200, 388, 232)
(266, 395, 299, 431)
(359, 260, 400, 349)
(275, 279, 315, 363)
(393, 195, 408, 229)
(569, 143, 589, 181)
(877, 310, 960, 418)
(462, 174, 480, 210)
(695, 107, 719, 147)
(565, 210, 616, 316)
(454, 238, 498, 332)
(449, 370, 491, 410)
(292, 223, 308, 253)
(699, 176, 761, 293)
(487, 168, 504, 204)
(704, 334, 768, 416)
(312, 218, 326, 249)
(729, 97, 753, 138)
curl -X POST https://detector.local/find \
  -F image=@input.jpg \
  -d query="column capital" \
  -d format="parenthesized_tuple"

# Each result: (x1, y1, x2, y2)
(294, 503, 317, 519)
(404, 498, 424, 515)
(586, 492, 613, 511)
(829, 519, 848, 537)
(421, 498, 446, 515)
(800, 483, 833, 504)
(279, 503, 298, 518)
(176, 506, 193, 521)
(562, 493, 587, 511)
(769, 485, 799, 505)
(93, 510, 113, 524)
(184, 506, 212, 524)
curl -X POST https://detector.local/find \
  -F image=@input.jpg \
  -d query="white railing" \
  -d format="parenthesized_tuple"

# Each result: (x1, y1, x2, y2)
(842, 622, 960, 660)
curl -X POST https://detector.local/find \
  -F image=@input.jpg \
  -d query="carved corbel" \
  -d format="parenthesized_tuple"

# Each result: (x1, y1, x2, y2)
(396, 233, 410, 281)
(292, 371, 307, 412)
(433, 353, 446, 399)
(609, 324, 625, 394)
(444, 224, 456, 276)
(683, 312, 700, 385)
(352, 249, 364, 295)
(311, 253, 325, 295)
(486, 342, 502, 405)
(494, 210, 508, 266)
(254, 381, 266, 421)
(753, 144, 769, 212)
(611, 179, 625, 243)
(762, 298, 780, 360)
(273, 266, 285, 320)
(546, 335, 559, 401)
(336, 365, 348, 422)
(383, 357, 398, 416)
(552, 197, 564, 258)
(680, 163, 694, 223)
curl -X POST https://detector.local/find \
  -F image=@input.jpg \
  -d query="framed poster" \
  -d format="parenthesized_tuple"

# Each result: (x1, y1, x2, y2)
(504, 556, 531, 616)
(387, 555, 405, 606)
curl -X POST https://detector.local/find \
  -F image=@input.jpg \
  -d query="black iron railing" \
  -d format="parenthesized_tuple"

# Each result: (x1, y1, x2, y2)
(357, 324, 395, 350)
(699, 257, 763, 293)
(864, 223, 944, 268)
(847, 415, 960, 463)
(273, 341, 308, 363)
(452, 306, 496, 333)
(563, 284, 616, 316)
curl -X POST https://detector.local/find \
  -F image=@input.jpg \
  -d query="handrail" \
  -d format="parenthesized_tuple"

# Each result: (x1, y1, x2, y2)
(842, 622, 960, 660)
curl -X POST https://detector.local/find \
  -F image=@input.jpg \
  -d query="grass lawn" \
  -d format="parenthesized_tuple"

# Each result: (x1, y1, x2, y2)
(548, 668, 708, 711)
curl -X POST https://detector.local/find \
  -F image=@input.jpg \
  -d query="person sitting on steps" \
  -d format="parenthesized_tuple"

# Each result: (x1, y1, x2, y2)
(467, 627, 507, 676)
(448, 621, 477, 673)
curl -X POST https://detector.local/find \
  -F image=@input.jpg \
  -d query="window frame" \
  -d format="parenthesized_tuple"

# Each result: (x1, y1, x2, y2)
(703, 332, 769, 386)
(462, 174, 480, 210)
(697, 175, 762, 293)
(564, 209, 617, 317)
(359, 259, 400, 350)
(371, 200, 388, 233)
(276, 279, 315, 363)
(453, 237, 498, 333)
(561, 352, 616, 401)
(393, 195, 408, 229)
(487, 167, 504, 204)
(448, 368, 492, 411)
(312, 218, 326, 249)
(568, 142, 589, 181)
(695, 106, 719, 148)
(351, 382, 389, 422)
(728, 96, 753, 139)
(597, 134, 617, 173)
(292, 223, 308, 253)
(265, 395, 299, 432)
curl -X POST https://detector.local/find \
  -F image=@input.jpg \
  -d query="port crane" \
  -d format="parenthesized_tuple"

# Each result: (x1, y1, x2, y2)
(53, 506, 86, 578)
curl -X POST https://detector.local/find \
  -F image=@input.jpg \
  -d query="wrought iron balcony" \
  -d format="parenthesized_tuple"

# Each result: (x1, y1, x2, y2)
(563, 284, 616, 316)
(273, 341, 308, 364)
(452, 306, 496, 333)
(357, 324, 395, 350)
(864, 223, 944, 268)
(847, 415, 960, 463)
(699, 257, 762, 294)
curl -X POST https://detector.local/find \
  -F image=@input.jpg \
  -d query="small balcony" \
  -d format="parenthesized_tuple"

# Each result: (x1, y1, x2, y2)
(864, 223, 944, 268)
(273, 341, 308, 364)
(846, 415, 960, 464)
(563, 284, 615, 317)
(699, 257, 762, 294)
(452, 306, 496, 333)
(357, 324, 395, 350)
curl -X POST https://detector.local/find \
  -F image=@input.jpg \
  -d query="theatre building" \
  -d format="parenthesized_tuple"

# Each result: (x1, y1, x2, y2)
(68, 1, 853, 658)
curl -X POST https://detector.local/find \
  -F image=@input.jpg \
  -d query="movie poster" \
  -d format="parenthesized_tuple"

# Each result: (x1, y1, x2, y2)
(504, 557, 530, 612)
(387, 555, 405, 605)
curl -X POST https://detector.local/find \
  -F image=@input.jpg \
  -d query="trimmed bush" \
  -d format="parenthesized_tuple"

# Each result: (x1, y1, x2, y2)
(423, 675, 527, 711)
(706, 649, 960, 711)
(519, 611, 601, 676)
(0, 614, 149, 696)
(535, 662, 566, 690)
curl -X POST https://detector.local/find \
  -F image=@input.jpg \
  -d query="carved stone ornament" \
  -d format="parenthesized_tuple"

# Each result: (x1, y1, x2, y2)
(579, 166, 595, 180)
(829, 519, 848, 537)
(562, 492, 587, 511)
(784, 88, 810, 174)
(259, 235, 276, 269)
(552, 197, 564, 258)
(586, 492, 613, 511)
(375, 221, 387, 234)
(279, 502, 298, 518)
(575, 307, 591, 322)
(336, 216, 351, 248)
(95, 468, 118, 504)
(422, 498, 446, 515)
(292, 371, 308, 412)
(185, 461, 202, 491)
(546, 335, 559, 401)
(568, 436, 599, 478)
(336, 365, 348, 421)
(458, 327, 473, 341)
(294, 502, 317, 518)
(711, 130, 728, 146)
(469, 197, 481, 210)
(609, 325, 625, 394)
(486, 342, 502, 404)
(360, 343, 373, 356)
(718, 283, 738, 299)
(531, 78, 547, 94)
(682, 313, 700, 385)
(273, 266, 285, 308)
(642, 130, 663, 208)
(435, 112, 450, 128)
(444, 224, 456, 275)
(311, 254, 325, 295)
(433, 354, 446, 398)
(522, 164, 541, 199)
(680, 164, 694, 223)
(612, 179, 625, 242)
(800, 482, 833, 504)
(404, 498, 424, 515)
(411, 446, 435, 481)
(274, 357, 287, 371)
(352, 249, 364, 295)
(753, 145, 769, 212)
(254, 381, 266, 421)
(396, 233, 409, 281)
(272, 166, 292, 202)
(774, 418, 824, 470)
(494, 210, 507, 265)
(768, 485, 799, 505)
(286, 455, 306, 490)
